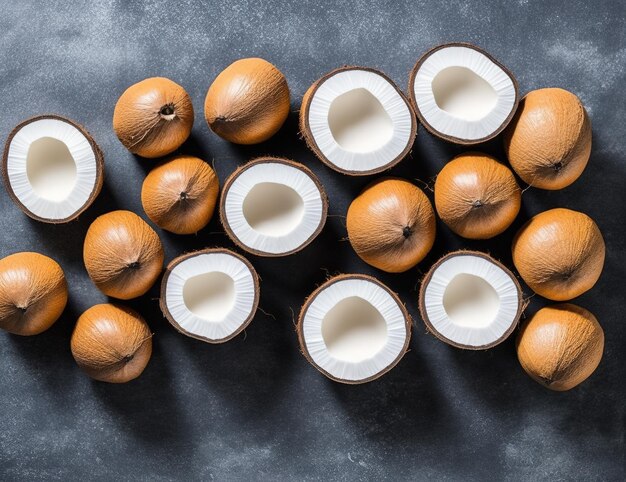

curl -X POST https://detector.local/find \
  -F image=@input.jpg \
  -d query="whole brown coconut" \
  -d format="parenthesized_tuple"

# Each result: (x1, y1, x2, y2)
(434, 152, 521, 239)
(71, 303, 152, 383)
(0, 252, 68, 335)
(512, 208, 605, 301)
(516, 304, 604, 391)
(504, 88, 591, 190)
(141, 155, 219, 234)
(83, 210, 164, 299)
(113, 77, 194, 158)
(204, 58, 290, 144)
(347, 178, 436, 272)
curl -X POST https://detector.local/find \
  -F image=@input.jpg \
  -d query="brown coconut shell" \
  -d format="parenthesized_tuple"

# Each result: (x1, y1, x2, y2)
(2, 114, 104, 223)
(300, 66, 417, 175)
(141, 155, 219, 235)
(219, 157, 328, 257)
(297, 273, 412, 384)
(0, 252, 68, 336)
(434, 152, 521, 239)
(503, 88, 591, 190)
(159, 248, 260, 344)
(113, 77, 194, 158)
(204, 58, 290, 144)
(418, 250, 524, 350)
(512, 208, 605, 301)
(83, 210, 164, 300)
(346, 177, 436, 272)
(408, 43, 520, 145)
(71, 303, 152, 383)
(516, 303, 604, 391)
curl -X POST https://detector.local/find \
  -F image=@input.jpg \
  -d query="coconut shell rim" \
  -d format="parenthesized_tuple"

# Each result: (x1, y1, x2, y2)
(297, 273, 412, 384)
(300, 65, 418, 176)
(2, 114, 105, 224)
(408, 42, 520, 145)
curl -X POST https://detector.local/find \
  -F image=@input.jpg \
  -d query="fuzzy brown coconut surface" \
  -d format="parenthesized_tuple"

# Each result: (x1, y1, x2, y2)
(516, 303, 604, 391)
(0, 252, 68, 335)
(71, 303, 152, 383)
(204, 58, 290, 144)
(141, 155, 219, 235)
(504, 88, 591, 190)
(512, 208, 605, 301)
(346, 178, 435, 272)
(434, 152, 521, 239)
(83, 210, 164, 300)
(113, 77, 194, 158)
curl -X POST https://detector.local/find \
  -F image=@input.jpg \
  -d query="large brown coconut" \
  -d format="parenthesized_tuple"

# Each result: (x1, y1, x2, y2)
(504, 88, 591, 190)
(512, 208, 605, 301)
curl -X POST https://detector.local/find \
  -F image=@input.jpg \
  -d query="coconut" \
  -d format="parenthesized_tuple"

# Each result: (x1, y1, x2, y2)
(346, 178, 436, 272)
(409, 43, 519, 144)
(71, 303, 152, 383)
(298, 274, 411, 384)
(516, 303, 604, 391)
(0, 252, 68, 335)
(160, 248, 260, 344)
(504, 88, 591, 190)
(141, 155, 219, 235)
(419, 251, 523, 349)
(204, 58, 290, 144)
(300, 66, 416, 175)
(2, 114, 104, 223)
(83, 210, 164, 299)
(113, 77, 194, 158)
(512, 208, 605, 301)
(220, 157, 327, 256)
(434, 152, 521, 239)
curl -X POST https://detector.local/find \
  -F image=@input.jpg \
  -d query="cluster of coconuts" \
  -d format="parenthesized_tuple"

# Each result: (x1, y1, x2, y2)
(0, 44, 606, 391)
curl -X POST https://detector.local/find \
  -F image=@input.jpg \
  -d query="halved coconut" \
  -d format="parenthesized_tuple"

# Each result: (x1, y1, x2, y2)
(419, 251, 523, 349)
(2, 114, 104, 223)
(160, 248, 259, 344)
(220, 157, 328, 256)
(409, 43, 519, 144)
(300, 67, 416, 175)
(298, 274, 411, 384)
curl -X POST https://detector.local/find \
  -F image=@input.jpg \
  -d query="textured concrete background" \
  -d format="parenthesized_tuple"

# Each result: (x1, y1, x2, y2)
(0, 1, 624, 480)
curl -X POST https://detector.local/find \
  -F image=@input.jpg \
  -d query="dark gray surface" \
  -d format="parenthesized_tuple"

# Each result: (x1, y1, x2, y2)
(0, 1, 624, 480)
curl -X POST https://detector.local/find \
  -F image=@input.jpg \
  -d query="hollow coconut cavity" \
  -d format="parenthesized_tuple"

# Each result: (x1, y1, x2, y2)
(220, 157, 328, 256)
(2, 115, 104, 223)
(298, 274, 411, 384)
(409, 43, 519, 144)
(160, 248, 260, 344)
(419, 251, 523, 349)
(300, 67, 416, 175)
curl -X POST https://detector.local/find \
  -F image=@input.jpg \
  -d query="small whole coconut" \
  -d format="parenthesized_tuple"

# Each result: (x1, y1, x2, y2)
(347, 178, 436, 272)
(113, 77, 194, 158)
(141, 155, 219, 234)
(504, 88, 591, 190)
(516, 303, 604, 391)
(434, 152, 521, 239)
(83, 210, 164, 299)
(512, 208, 605, 301)
(71, 303, 152, 383)
(0, 252, 68, 335)
(204, 58, 290, 144)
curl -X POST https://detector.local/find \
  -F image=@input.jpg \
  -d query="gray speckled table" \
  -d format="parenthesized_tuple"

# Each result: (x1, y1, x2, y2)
(1, 1, 624, 480)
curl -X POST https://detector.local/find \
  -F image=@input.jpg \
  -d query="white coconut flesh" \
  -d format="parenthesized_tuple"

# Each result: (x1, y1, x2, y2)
(307, 69, 413, 173)
(422, 254, 520, 347)
(223, 162, 324, 255)
(412, 46, 516, 142)
(302, 278, 408, 382)
(164, 252, 257, 341)
(5, 118, 99, 220)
